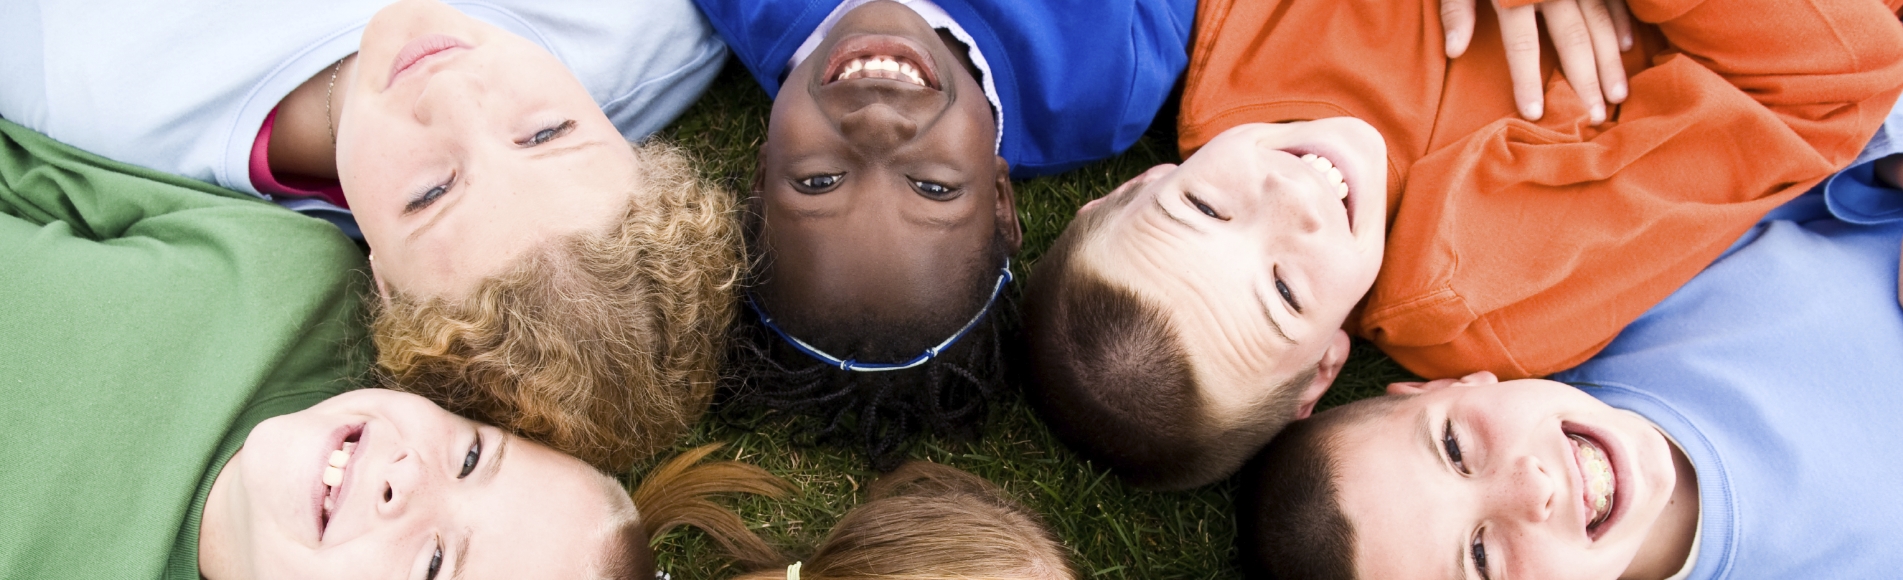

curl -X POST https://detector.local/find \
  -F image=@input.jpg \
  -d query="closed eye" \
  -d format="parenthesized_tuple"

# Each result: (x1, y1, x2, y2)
(519, 120, 575, 147)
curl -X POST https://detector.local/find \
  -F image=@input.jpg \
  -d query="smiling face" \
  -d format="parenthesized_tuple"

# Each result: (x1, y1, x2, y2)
(755, 0, 1018, 330)
(1074, 120, 1387, 419)
(1332, 374, 1698, 580)
(199, 389, 635, 580)
(337, 0, 639, 299)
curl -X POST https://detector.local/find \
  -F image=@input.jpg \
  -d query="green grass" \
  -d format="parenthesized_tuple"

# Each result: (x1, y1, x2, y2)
(640, 59, 1419, 579)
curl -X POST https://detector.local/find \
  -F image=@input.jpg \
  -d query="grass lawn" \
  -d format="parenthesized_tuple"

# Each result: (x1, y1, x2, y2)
(639, 59, 1421, 579)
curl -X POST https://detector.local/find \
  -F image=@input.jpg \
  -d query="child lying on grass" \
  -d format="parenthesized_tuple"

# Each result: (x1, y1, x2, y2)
(1237, 139, 1903, 579)
(692, 0, 1195, 467)
(1022, 0, 1903, 489)
(0, 120, 761, 580)
(0, 0, 741, 473)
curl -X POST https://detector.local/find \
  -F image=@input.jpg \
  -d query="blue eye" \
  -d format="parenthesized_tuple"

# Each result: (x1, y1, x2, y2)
(521, 120, 574, 146)
(1187, 193, 1223, 219)
(404, 174, 454, 214)
(458, 438, 481, 479)
(1275, 278, 1301, 314)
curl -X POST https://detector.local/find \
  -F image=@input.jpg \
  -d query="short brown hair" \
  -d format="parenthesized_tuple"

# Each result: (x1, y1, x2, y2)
(1235, 396, 1411, 580)
(373, 142, 743, 473)
(1022, 211, 1312, 490)
(731, 461, 1073, 580)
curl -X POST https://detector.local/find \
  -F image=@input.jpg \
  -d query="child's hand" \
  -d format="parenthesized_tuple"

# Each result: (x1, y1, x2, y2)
(1440, 0, 1632, 124)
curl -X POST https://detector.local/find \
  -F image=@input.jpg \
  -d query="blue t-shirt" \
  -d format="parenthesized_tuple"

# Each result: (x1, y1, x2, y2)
(693, 0, 1195, 178)
(1552, 107, 1903, 579)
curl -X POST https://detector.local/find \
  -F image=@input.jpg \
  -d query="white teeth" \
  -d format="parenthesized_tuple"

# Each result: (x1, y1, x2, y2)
(834, 57, 929, 87)
(342, 441, 355, 454)
(328, 450, 349, 468)
(1299, 153, 1349, 198)
(323, 496, 335, 514)
(323, 465, 343, 487)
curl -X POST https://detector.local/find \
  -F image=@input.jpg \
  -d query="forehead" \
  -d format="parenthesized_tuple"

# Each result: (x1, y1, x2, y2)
(1328, 400, 1459, 580)
(467, 440, 628, 578)
(1077, 199, 1317, 407)
(406, 136, 636, 297)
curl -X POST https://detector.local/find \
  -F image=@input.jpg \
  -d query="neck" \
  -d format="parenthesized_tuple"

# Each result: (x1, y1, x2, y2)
(268, 54, 358, 180)
(196, 452, 243, 580)
(1620, 434, 1700, 580)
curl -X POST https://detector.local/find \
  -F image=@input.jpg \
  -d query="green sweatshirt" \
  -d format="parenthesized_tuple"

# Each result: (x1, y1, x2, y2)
(0, 120, 370, 579)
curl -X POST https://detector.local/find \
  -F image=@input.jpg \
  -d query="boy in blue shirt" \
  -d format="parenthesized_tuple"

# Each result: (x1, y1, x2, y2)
(1235, 105, 1903, 580)
(693, 0, 1195, 466)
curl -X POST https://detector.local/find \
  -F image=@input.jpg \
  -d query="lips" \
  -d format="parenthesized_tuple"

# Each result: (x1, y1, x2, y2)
(1571, 434, 1616, 528)
(1562, 423, 1628, 540)
(822, 34, 942, 91)
(386, 34, 469, 90)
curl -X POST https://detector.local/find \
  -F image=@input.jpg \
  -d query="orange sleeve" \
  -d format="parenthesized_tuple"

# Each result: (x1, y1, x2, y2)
(1360, 0, 1903, 378)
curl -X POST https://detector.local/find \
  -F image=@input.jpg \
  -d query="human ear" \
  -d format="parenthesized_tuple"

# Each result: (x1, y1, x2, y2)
(1387, 370, 1499, 395)
(1079, 163, 1176, 216)
(1292, 330, 1352, 419)
(993, 156, 1023, 253)
(369, 254, 393, 306)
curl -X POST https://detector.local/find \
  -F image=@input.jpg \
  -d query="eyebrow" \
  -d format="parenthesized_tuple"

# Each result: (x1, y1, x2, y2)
(530, 136, 609, 161)
(1254, 289, 1297, 345)
(488, 431, 509, 481)
(453, 525, 474, 580)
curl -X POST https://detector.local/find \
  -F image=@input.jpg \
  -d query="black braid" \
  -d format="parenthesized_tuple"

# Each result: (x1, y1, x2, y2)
(718, 291, 1012, 471)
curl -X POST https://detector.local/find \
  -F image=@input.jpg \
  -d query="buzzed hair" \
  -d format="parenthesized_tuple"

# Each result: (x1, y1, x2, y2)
(1235, 395, 1413, 580)
(1022, 208, 1313, 490)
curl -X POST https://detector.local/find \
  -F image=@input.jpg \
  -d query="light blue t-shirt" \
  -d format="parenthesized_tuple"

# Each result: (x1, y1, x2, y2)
(1552, 105, 1903, 579)
(0, 0, 725, 235)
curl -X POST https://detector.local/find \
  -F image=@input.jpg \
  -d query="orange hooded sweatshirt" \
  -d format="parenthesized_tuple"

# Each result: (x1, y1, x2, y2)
(1179, 0, 1903, 378)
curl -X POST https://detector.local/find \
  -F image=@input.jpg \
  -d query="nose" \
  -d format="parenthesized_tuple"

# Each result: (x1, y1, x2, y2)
(375, 446, 429, 519)
(1262, 169, 1325, 234)
(1490, 454, 1557, 524)
(837, 102, 920, 152)
(412, 70, 486, 126)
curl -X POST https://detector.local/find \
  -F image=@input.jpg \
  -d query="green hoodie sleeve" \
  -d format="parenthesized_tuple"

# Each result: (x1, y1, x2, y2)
(0, 119, 372, 580)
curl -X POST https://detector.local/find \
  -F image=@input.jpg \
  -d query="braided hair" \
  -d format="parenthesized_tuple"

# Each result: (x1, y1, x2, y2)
(720, 233, 1014, 470)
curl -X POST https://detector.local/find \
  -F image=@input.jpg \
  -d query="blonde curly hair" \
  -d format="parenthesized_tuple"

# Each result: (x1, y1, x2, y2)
(371, 141, 742, 472)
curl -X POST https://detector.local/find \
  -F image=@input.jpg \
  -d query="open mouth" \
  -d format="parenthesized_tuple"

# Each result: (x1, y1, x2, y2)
(1283, 148, 1357, 231)
(316, 424, 365, 540)
(822, 35, 942, 90)
(1566, 428, 1621, 538)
